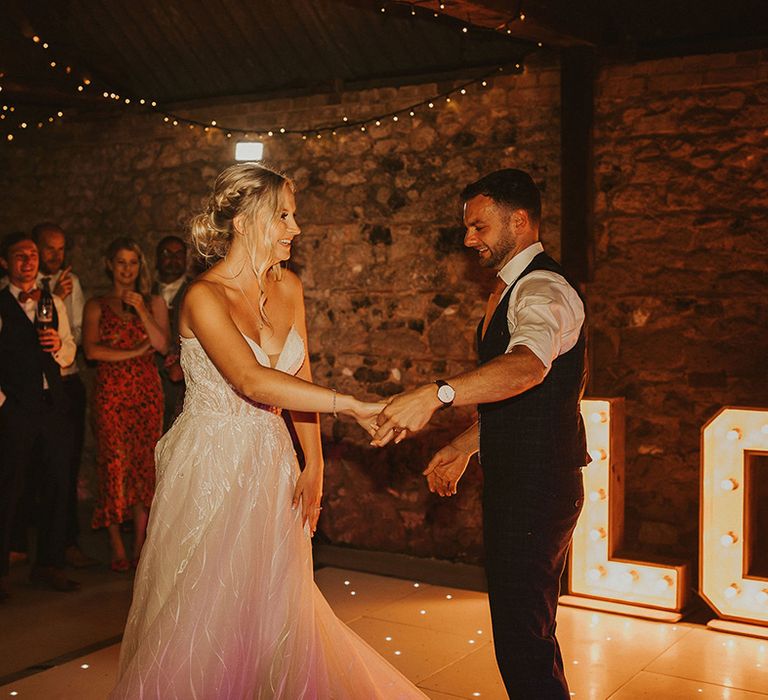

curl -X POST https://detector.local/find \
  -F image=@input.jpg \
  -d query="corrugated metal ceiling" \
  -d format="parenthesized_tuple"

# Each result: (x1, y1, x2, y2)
(1, 0, 765, 132)
(2, 0, 529, 106)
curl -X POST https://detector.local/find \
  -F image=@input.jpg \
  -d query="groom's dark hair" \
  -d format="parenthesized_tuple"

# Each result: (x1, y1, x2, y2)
(461, 169, 541, 225)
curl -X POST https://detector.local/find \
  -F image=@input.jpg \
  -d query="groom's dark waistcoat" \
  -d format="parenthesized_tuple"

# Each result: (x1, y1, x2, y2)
(476, 252, 589, 474)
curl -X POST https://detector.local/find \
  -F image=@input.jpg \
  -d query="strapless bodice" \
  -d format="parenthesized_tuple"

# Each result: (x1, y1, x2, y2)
(179, 326, 305, 419)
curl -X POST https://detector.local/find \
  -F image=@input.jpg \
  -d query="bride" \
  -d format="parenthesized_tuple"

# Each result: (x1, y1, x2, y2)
(111, 163, 427, 699)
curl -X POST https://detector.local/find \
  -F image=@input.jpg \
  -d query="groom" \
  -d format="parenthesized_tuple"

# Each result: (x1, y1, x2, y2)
(373, 169, 589, 699)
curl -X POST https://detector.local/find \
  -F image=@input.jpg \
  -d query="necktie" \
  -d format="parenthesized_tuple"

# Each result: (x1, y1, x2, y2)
(481, 277, 508, 339)
(18, 288, 41, 304)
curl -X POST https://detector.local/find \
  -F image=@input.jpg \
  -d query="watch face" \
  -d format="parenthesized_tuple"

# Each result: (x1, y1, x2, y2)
(437, 383, 455, 404)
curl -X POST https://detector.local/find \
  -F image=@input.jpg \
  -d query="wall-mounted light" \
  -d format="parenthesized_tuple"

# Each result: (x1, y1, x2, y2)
(235, 141, 264, 161)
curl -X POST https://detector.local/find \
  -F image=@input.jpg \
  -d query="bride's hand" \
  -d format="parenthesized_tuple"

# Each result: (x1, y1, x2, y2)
(292, 465, 323, 537)
(348, 399, 388, 438)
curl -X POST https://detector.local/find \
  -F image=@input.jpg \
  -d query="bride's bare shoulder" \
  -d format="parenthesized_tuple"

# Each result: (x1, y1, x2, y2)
(183, 276, 229, 308)
(277, 268, 304, 297)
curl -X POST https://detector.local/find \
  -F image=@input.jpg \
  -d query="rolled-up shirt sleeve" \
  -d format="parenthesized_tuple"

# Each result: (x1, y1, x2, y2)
(53, 295, 77, 368)
(504, 272, 585, 372)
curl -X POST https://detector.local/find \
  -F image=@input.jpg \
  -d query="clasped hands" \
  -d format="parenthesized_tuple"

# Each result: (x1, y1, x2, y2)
(360, 385, 471, 498)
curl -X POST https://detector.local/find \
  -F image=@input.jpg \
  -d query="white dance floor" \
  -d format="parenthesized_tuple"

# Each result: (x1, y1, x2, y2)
(1, 567, 767, 699)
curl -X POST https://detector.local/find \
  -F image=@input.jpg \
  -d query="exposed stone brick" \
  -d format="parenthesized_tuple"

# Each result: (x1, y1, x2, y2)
(1, 50, 765, 575)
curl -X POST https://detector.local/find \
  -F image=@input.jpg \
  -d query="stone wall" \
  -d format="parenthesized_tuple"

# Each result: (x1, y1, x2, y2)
(1, 48, 766, 570)
(589, 50, 768, 560)
(0, 63, 561, 563)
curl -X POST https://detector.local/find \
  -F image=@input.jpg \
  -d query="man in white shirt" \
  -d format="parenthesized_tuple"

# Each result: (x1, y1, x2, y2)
(373, 170, 589, 699)
(0, 233, 80, 599)
(32, 223, 96, 569)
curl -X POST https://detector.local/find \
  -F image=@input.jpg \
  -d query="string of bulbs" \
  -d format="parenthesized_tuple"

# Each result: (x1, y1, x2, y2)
(2, 3, 539, 145)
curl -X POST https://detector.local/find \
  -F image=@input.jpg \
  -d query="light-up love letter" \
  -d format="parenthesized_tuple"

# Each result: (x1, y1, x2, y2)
(701, 407, 768, 627)
(568, 398, 690, 613)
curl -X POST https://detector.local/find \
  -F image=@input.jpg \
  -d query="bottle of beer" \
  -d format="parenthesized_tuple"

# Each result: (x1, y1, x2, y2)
(35, 277, 56, 331)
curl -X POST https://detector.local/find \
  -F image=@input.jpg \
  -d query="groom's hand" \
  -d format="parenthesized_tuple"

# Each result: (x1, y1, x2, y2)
(371, 384, 442, 446)
(423, 444, 472, 497)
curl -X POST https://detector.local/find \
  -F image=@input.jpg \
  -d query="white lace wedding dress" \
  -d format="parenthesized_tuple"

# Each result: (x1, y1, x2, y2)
(111, 328, 427, 699)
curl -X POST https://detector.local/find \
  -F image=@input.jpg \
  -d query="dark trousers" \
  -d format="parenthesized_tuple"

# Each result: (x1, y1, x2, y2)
(161, 374, 185, 434)
(0, 396, 73, 576)
(62, 373, 86, 545)
(482, 465, 584, 700)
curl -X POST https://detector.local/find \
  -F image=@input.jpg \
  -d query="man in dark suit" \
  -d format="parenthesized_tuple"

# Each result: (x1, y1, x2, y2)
(32, 222, 97, 569)
(373, 169, 589, 699)
(0, 233, 79, 599)
(152, 235, 191, 431)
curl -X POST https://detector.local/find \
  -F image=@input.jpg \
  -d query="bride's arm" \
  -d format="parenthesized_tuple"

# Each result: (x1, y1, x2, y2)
(289, 275, 324, 470)
(183, 280, 360, 417)
(286, 275, 325, 533)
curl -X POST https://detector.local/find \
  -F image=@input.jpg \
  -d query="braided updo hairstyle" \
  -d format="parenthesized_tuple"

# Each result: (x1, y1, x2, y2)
(190, 161, 294, 325)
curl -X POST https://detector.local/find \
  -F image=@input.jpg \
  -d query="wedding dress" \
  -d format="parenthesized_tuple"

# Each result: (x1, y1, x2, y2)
(111, 328, 427, 699)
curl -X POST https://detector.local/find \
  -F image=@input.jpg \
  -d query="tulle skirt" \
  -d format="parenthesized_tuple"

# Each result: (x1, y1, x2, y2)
(110, 410, 426, 699)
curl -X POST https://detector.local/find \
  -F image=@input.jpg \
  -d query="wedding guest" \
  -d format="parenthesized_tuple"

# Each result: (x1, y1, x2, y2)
(152, 235, 192, 431)
(32, 222, 96, 568)
(83, 237, 169, 572)
(0, 232, 79, 598)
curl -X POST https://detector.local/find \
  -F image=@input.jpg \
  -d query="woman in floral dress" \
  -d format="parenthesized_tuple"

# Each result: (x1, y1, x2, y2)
(83, 237, 169, 571)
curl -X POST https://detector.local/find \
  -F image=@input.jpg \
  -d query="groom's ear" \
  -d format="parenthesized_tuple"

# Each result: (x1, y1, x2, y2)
(511, 209, 529, 231)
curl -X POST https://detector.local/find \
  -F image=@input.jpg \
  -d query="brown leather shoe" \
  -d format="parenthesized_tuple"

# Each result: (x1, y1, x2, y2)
(65, 545, 99, 569)
(30, 566, 81, 592)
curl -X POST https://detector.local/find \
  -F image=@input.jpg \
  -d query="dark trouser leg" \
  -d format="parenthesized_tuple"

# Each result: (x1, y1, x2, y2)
(34, 403, 72, 569)
(161, 375, 184, 433)
(62, 374, 86, 545)
(483, 468, 584, 700)
(9, 479, 32, 552)
(0, 404, 37, 577)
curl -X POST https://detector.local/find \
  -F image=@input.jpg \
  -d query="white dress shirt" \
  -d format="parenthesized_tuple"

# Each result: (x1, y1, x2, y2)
(38, 269, 84, 376)
(495, 242, 585, 373)
(0, 284, 76, 406)
(158, 275, 187, 309)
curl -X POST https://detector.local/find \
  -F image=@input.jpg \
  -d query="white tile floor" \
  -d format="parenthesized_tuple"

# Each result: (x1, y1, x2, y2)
(1, 567, 767, 699)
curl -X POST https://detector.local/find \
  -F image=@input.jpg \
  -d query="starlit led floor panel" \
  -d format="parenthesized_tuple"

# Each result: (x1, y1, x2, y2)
(2, 567, 767, 699)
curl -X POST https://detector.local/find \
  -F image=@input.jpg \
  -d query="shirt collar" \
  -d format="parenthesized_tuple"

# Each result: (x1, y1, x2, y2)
(8, 283, 35, 302)
(497, 242, 544, 288)
(37, 270, 59, 285)
(159, 275, 186, 291)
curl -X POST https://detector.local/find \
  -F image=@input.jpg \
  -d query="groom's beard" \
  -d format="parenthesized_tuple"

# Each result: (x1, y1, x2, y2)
(479, 234, 515, 269)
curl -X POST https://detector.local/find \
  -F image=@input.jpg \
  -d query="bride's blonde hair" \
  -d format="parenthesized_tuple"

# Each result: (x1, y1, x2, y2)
(190, 161, 294, 325)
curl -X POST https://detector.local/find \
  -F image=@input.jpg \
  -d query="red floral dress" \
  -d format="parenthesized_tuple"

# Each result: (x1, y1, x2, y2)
(91, 300, 163, 528)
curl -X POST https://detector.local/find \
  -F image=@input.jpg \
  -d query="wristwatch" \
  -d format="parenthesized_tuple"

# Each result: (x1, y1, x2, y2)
(434, 380, 456, 408)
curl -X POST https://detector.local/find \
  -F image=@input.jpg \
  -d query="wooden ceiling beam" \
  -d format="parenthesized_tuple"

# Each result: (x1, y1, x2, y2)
(405, 0, 596, 47)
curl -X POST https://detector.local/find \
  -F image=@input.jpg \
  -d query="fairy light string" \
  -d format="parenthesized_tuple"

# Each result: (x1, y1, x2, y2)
(4, 7, 538, 144)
